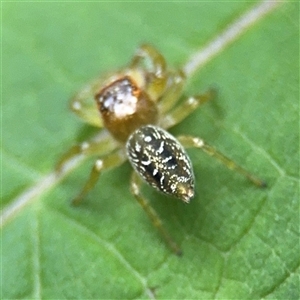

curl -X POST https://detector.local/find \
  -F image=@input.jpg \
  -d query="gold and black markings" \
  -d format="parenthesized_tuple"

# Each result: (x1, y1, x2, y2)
(126, 125, 194, 203)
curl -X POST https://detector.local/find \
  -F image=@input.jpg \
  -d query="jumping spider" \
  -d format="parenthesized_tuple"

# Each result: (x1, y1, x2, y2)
(57, 44, 266, 255)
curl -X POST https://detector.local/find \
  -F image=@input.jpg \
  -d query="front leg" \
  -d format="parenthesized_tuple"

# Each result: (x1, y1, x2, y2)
(161, 88, 216, 129)
(130, 44, 169, 100)
(130, 44, 167, 76)
(69, 76, 107, 128)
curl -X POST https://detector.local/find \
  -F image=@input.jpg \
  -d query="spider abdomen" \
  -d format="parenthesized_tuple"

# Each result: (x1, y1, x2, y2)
(126, 125, 195, 203)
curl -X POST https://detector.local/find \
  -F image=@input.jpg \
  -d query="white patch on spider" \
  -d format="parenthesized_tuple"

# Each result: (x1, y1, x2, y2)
(188, 97, 198, 106)
(155, 68, 163, 78)
(104, 94, 137, 117)
(131, 157, 139, 163)
(81, 142, 90, 150)
(174, 74, 182, 83)
(102, 79, 137, 118)
(162, 156, 172, 163)
(153, 168, 158, 176)
(135, 143, 141, 152)
(152, 129, 160, 139)
(130, 152, 137, 158)
(72, 101, 81, 111)
(193, 137, 204, 147)
(170, 183, 177, 192)
(157, 141, 165, 154)
(141, 160, 151, 166)
(95, 159, 103, 170)
(177, 176, 189, 183)
(162, 115, 175, 127)
(144, 136, 152, 142)
(137, 164, 146, 172)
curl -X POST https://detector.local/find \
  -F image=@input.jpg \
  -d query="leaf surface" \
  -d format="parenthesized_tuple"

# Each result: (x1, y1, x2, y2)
(2, 2, 299, 299)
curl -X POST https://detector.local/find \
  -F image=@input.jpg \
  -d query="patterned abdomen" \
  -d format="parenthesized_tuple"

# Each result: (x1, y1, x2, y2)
(126, 125, 195, 202)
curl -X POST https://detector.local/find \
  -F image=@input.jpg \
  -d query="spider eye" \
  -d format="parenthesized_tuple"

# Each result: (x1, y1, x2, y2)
(126, 125, 195, 202)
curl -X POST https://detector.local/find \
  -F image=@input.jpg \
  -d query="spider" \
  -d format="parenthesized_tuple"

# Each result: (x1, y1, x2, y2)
(57, 44, 266, 255)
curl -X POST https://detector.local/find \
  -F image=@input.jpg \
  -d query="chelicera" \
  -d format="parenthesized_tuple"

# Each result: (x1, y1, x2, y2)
(57, 44, 266, 255)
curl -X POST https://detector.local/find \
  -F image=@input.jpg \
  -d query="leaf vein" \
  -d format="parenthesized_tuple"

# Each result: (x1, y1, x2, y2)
(260, 262, 300, 298)
(50, 208, 156, 299)
(232, 127, 286, 176)
(31, 207, 42, 299)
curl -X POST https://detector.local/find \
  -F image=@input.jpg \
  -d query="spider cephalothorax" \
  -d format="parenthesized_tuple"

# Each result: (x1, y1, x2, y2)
(57, 44, 265, 255)
(95, 76, 158, 142)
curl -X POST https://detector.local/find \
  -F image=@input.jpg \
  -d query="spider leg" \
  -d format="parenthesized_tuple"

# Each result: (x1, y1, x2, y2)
(130, 44, 168, 101)
(161, 88, 216, 129)
(130, 172, 182, 256)
(72, 149, 127, 205)
(130, 44, 167, 75)
(177, 135, 266, 187)
(56, 130, 119, 173)
(69, 76, 106, 127)
(157, 70, 186, 115)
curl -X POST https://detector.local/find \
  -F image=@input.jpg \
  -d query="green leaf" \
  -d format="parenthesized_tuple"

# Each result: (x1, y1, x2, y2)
(2, 2, 299, 299)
